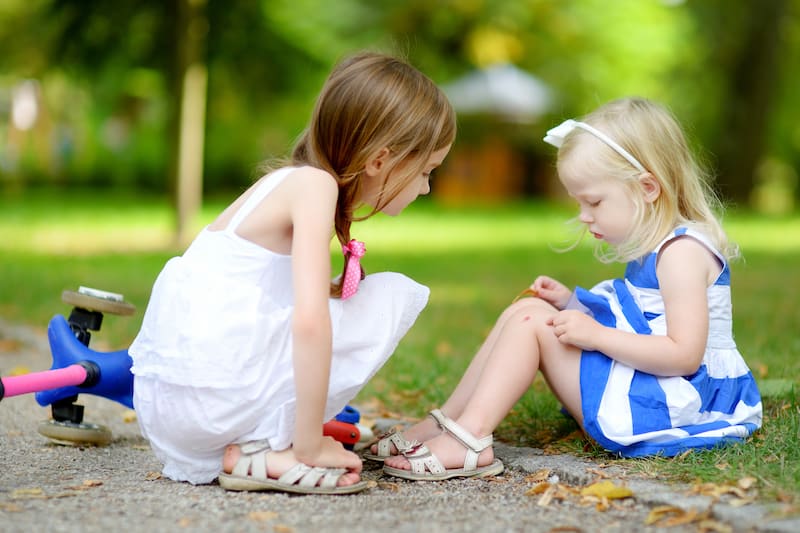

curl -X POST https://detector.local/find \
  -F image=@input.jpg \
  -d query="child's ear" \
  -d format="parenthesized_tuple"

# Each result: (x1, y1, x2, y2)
(639, 172, 661, 203)
(364, 147, 391, 177)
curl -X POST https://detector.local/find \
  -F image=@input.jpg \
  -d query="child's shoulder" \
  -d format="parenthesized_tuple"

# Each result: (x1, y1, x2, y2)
(268, 166, 338, 209)
(276, 165, 337, 189)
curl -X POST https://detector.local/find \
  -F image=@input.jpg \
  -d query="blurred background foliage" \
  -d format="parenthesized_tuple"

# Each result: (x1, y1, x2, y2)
(1, 0, 798, 216)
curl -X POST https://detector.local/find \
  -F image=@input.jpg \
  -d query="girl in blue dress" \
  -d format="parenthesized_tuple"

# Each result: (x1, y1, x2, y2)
(378, 97, 762, 481)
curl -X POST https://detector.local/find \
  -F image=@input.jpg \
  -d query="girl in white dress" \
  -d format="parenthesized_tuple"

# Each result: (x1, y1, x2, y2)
(378, 97, 761, 481)
(129, 52, 455, 493)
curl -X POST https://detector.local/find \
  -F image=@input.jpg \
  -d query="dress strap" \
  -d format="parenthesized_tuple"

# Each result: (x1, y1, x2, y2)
(657, 227, 726, 267)
(226, 167, 295, 233)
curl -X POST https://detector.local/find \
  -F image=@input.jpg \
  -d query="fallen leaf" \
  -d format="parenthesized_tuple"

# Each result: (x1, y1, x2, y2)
(586, 467, 611, 479)
(537, 484, 556, 507)
(0, 502, 24, 512)
(645, 505, 712, 528)
(10, 488, 45, 499)
(83, 479, 103, 487)
(273, 525, 293, 533)
(696, 518, 733, 533)
(0, 339, 22, 352)
(645, 505, 684, 525)
(526, 482, 551, 496)
(524, 469, 552, 484)
(145, 471, 162, 481)
(121, 410, 137, 423)
(9, 365, 31, 376)
(377, 481, 400, 492)
(737, 477, 757, 490)
(248, 511, 278, 522)
(580, 480, 633, 500)
(177, 517, 193, 527)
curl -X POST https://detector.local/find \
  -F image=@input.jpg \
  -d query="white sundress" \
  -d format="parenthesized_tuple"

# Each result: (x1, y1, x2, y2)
(572, 227, 762, 457)
(129, 167, 429, 484)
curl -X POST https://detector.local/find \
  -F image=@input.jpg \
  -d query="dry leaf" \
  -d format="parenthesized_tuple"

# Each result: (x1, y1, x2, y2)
(737, 477, 757, 490)
(9, 365, 31, 376)
(646, 505, 712, 528)
(273, 525, 293, 533)
(145, 471, 162, 481)
(83, 479, 103, 487)
(0, 502, 24, 512)
(586, 467, 611, 479)
(121, 409, 137, 423)
(177, 517, 193, 527)
(537, 484, 556, 507)
(524, 469, 552, 484)
(377, 481, 401, 492)
(580, 480, 633, 500)
(526, 482, 551, 496)
(696, 518, 733, 533)
(645, 505, 684, 525)
(248, 511, 278, 522)
(0, 339, 22, 352)
(10, 488, 45, 499)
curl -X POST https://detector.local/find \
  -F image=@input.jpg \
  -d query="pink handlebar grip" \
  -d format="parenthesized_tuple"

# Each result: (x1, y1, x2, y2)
(1, 364, 88, 399)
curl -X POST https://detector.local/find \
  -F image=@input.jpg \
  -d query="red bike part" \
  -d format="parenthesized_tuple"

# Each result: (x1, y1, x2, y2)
(323, 419, 360, 447)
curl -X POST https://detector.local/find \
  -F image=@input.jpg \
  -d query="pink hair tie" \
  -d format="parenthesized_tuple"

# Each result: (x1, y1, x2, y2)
(341, 239, 366, 299)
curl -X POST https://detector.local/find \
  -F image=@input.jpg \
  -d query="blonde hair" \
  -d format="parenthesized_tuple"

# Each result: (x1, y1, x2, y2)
(557, 97, 737, 263)
(269, 51, 456, 296)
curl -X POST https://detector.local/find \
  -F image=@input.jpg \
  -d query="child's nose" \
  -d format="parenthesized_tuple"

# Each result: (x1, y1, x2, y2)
(578, 211, 592, 223)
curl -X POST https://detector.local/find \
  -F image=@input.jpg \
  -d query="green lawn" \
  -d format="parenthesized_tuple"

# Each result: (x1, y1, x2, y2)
(1, 189, 798, 505)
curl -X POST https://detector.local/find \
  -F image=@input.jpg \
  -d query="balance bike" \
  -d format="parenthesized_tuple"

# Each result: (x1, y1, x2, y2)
(0, 287, 135, 445)
(1, 287, 368, 448)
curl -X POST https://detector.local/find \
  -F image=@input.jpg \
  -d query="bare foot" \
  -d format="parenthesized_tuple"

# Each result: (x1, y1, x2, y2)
(369, 415, 444, 458)
(383, 431, 495, 471)
(223, 445, 362, 487)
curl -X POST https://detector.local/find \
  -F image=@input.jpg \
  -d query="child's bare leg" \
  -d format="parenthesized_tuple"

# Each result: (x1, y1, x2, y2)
(222, 445, 362, 487)
(371, 301, 535, 456)
(386, 299, 581, 471)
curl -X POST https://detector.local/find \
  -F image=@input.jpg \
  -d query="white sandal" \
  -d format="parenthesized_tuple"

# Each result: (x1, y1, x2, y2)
(218, 440, 368, 495)
(362, 409, 447, 462)
(382, 412, 504, 481)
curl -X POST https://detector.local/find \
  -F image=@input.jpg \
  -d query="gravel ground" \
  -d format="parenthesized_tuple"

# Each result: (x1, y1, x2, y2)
(1, 318, 797, 533)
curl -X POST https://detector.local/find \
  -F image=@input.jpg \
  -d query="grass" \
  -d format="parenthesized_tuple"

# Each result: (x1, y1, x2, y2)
(1, 188, 798, 506)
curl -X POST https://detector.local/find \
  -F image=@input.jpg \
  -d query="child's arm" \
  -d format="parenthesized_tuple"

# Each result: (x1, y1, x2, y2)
(549, 237, 720, 377)
(286, 168, 360, 469)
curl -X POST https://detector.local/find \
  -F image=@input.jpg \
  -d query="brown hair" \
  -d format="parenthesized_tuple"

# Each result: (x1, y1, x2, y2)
(291, 52, 456, 295)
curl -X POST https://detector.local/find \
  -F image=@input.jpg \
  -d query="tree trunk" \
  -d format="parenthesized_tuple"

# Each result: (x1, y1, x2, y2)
(714, 0, 787, 205)
(170, 0, 209, 247)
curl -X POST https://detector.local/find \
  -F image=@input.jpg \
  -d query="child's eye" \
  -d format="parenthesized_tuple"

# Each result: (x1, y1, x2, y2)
(588, 200, 601, 207)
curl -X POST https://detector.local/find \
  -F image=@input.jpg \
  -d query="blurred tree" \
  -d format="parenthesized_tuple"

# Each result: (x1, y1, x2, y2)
(687, 0, 791, 205)
(1, 0, 798, 211)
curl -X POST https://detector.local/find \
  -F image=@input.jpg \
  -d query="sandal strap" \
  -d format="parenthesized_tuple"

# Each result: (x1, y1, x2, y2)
(279, 463, 347, 489)
(405, 444, 446, 475)
(429, 408, 448, 428)
(232, 440, 272, 479)
(376, 430, 417, 456)
(434, 412, 493, 472)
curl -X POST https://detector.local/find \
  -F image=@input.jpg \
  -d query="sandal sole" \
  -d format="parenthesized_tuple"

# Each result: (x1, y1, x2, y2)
(361, 452, 390, 463)
(383, 459, 504, 481)
(218, 473, 369, 495)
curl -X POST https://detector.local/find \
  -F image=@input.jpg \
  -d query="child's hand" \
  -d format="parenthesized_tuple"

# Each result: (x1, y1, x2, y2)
(548, 310, 601, 351)
(532, 275, 573, 310)
(310, 436, 363, 474)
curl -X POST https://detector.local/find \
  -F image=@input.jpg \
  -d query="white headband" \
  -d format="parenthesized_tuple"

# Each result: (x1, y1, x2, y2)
(543, 119, 646, 172)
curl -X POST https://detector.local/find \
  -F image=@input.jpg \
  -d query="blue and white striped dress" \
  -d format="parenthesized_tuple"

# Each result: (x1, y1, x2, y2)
(572, 227, 762, 457)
